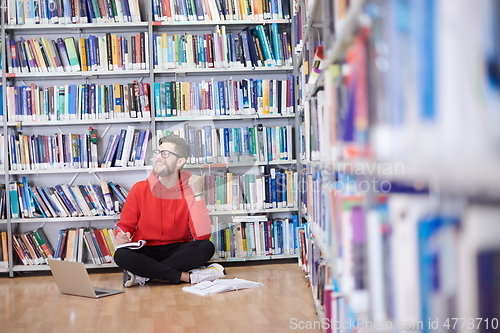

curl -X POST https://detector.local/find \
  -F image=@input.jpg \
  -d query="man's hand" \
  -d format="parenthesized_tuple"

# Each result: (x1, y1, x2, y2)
(188, 174, 206, 195)
(115, 231, 132, 245)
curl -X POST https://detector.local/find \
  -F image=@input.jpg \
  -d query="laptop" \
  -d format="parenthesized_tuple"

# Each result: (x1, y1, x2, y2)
(48, 259, 124, 298)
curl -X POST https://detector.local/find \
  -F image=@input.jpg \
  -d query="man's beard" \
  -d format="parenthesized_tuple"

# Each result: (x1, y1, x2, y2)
(154, 163, 176, 177)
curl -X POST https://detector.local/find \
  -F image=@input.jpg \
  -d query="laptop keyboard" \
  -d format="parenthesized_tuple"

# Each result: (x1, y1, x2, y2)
(94, 290, 109, 296)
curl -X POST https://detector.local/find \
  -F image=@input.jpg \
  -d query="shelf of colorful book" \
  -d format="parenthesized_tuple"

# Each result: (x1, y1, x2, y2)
(151, 0, 292, 23)
(12, 262, 118, 272)
(10, 215, 120, 224)
(309, 286, 347, 333)
(302, 0, 366, 101)
(320, 0, 366, 71)
(208, 207, 298, 216)
(294, 0, 321, 65)
(305, 237, 335, 331)
(152, 19, 290, 26)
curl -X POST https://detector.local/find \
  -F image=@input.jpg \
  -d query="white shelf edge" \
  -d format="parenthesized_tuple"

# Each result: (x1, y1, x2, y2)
(6, 22, 148, 30)
(10, 209, 298, 221)
(12, 262, 118, 272)
(298, 0, 322, 57)
(184, 160, 297, 169)
(153, 19, 291, 26)
(271, 254, 298, 260)
(209, 207, 299, 215)
(7, 118, 151, 127)
(309, 282, 327, 332)
(5, 161, 297, 175)
(309, 221, 333, 265)
(154, 66, 293, 74)
(155, 114, 296, 122)
(11, 216, 120, 223)
(9, 166, 151, 175)
(5, 20, 291, 31)
(5, 114, 295, 126)
(6, 70, 150, 78)
(210, 254, 297, 262)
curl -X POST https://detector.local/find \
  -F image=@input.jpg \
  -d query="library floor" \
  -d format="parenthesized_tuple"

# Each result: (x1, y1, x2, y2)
(0, 261, 321, 333)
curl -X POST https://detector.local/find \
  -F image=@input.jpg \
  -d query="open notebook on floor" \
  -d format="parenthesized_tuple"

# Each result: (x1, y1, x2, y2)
(115, 240, 146, 250)
(182, 278, 264, 296)
(48, 259, 124, 298)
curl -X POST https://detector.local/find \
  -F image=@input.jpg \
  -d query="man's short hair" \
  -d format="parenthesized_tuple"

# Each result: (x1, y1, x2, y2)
(158, 134, 190, 159)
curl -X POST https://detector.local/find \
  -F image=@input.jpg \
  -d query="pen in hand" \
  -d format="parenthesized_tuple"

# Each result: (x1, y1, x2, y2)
(115, 225, 132, 242)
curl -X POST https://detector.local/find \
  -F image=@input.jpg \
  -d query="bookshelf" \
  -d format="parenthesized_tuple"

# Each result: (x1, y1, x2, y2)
(297, 0, 500, 332)
(0, 0, 302, 276)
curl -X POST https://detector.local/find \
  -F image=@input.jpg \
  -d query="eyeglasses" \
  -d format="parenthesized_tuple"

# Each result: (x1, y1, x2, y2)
(152, 149, 183, 159)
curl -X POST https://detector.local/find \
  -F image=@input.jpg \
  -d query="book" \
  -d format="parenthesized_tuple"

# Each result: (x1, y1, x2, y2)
(115, 239, 146, 250)
(182, 278, 263, 296)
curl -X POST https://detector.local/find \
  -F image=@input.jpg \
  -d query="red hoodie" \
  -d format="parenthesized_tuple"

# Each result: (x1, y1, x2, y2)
(116, 170, 212, 245)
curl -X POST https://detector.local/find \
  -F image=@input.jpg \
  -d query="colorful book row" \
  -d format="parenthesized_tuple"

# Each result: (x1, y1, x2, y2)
(152, 24, 292, 69)
(153, 77, 294, 117)
(211, 214, 299, 259)
(7, 129, 150, 172)
(5, 0, 142, 25)
(152, 0, 290, 22)
(157, 124, 295, 164)
(204, 167, 297, 212)
(11, 227, 55, 265)
(4, 81, 151, 122)
(101, 126, 151, 168)
(4, 0, 291, 25)
(7, 33, 149, 73)
(8, 178, 128, 219)
(8, 132, 100, 171)
(53, 227, 117, 264)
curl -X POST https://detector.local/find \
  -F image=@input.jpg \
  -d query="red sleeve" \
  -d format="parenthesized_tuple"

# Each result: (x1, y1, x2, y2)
(115, 183, 140, 237)
(188, 198, 212, 240)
